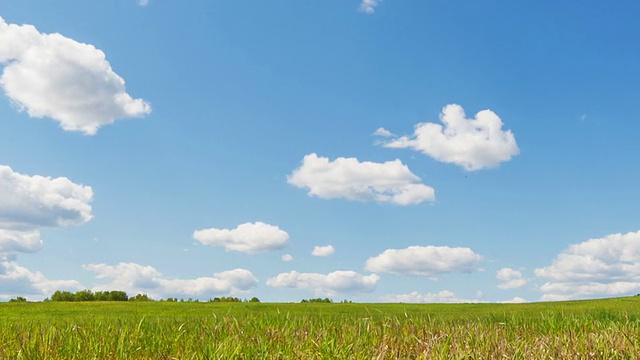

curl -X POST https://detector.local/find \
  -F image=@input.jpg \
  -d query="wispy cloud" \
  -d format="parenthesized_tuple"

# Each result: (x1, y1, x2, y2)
(358, 0, 381, 14)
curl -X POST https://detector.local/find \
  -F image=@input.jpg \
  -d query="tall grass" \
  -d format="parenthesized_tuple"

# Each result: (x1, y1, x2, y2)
(1, 297, 640, 359)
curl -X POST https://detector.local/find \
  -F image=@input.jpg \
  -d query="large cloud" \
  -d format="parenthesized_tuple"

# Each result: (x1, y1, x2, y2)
(193, 222, 289, 254)
(496, 268, 527, 289)
(0, 230, 42, 253)
(84, 262, 259, 299)
(0, 256, 83, 298)
(266, 270, 379, 296)
(535, 230, 640, 301)
(0, 17, 150, 135)
(382, 104, 519, 171)
(0, 165, 93, 254)
(381, 290, 481, 303)
(365, 245, 483, 276)
(311, 245, 335, 257)
(0, 165, 93, 231)
(288, 153, 435, 205)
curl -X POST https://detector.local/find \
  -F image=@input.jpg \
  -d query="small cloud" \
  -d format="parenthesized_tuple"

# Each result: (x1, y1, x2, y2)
(137, 0, 149, 5)
(579, 113, 587, 122)
(373, 127, 394, 137)
(193, 222, 289, 254)
(501, 296, 527, 304)
(282, 254, 294, 262)
(496, 268, 527, 289)
(288, 153, 435, 206)
(365, 245, 483, 277)
(358, 0, 380, 14)
(266, 270, 379, 296)
(381, 290, 482, 303)
(312, 245, 335, 257)
(382, 104, 519, 171)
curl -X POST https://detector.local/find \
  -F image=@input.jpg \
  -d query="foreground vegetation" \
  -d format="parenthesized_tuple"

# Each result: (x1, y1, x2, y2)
(1, 297, 640, 359)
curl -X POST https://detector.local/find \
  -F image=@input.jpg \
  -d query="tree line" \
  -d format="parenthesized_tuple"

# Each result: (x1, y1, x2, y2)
(39, 290, 260, 303)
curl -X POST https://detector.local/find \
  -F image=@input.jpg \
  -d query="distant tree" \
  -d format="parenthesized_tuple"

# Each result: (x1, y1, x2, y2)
(9, 296, 27, 302)
(302, 298, 333, 303)
(249, 297, 260, 303)
(51, 290, 75, 302)
(74, 290, 95, 302)
(129, 293, 151, 302)
(108, 291, 128, 302)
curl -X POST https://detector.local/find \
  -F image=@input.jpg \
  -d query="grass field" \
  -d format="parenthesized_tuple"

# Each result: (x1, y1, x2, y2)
(2, 297, 640, 359)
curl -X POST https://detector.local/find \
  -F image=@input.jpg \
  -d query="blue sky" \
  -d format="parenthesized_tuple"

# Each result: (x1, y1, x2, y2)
(1, 0, 639, 303)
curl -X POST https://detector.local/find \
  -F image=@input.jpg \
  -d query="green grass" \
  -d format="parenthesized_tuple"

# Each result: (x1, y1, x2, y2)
(2, 297, 640, 359)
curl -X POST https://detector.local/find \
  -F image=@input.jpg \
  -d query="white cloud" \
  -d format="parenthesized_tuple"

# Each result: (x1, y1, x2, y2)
(0, 229, 42, 253)
(312, 245, 335, 257)
(266, 270, 379, 296)
(0, 165, 93, 232)
(358, 0, 380, 14)
(365, 245, 483, 276)
(137, 0, 149, 5)
(501, 296, 527, 304)
(0, 17, 151, 135)
(535, 230, 640, 300)
(496, 268, 527, 289)
(381, 290, 481, 303)
(84, 262, 258, 299)
(0, 256, 83, 298)
(373, 127, 394, 137)
(282, 254, 294, 262)
(288, 153, 435, 205)
(383, 104, 519, 171)
(193, 222, 289, 254)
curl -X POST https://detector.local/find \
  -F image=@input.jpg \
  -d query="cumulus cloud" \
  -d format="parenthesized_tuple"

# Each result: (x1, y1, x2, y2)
(266, 270, 379, 296)
(0, 165, 93, 231)
(381, 290, 481, 303)
(84, 262, 258, 299)
(0, 256, 83, 298)
(383, 104, 519, 171)
(288, 153, 435, 205)
(312, 245, 335, 257)
(535, 230, 640, 300)
(193, 222, 289, 254)
(358, 0, 380, 13)
(496, 268, 527, 289)
(365, 245, 483, 277)
(0, 229, 42, 253)
(0, 17, 151, 135)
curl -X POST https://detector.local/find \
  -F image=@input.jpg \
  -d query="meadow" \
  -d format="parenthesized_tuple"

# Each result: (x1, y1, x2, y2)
(1, 296, 640, 359)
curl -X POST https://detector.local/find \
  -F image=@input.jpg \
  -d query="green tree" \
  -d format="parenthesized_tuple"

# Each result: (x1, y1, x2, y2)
(74, 290, 95, 302)
(108, 291, 128, 301)
(51, 290, 75, 302)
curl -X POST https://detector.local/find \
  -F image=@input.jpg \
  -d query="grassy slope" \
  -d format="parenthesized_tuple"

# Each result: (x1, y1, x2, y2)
(1, 297, 640, 359)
